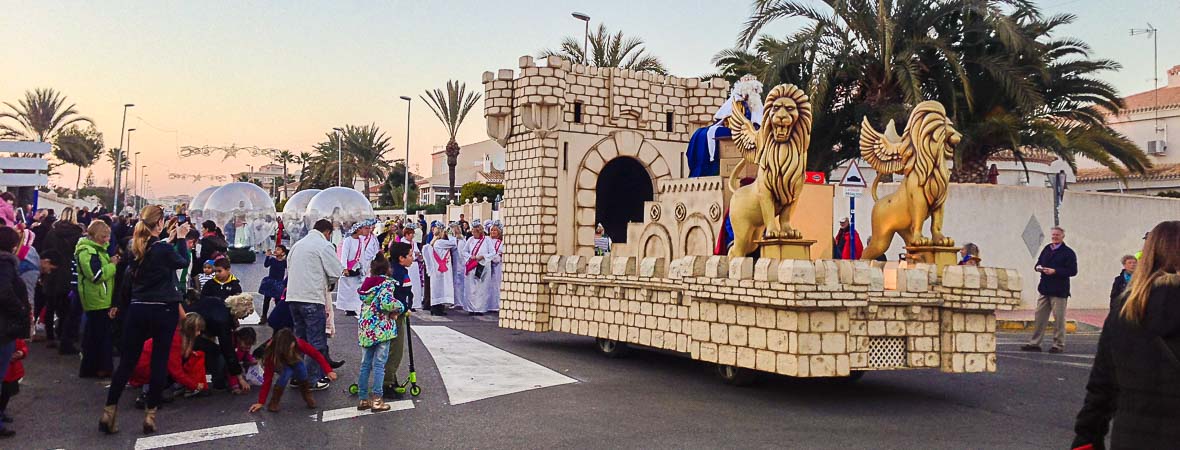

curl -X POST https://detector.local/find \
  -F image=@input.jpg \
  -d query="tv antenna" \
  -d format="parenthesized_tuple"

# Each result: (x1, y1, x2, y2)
(1130, 24, 1163, 134)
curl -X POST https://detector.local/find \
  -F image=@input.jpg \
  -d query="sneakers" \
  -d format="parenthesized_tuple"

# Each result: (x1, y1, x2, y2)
(310, 378, 330, 391)
(382, 385, 403, 400)
(1020, 344, 1041, 352)
(329, 359, 346, 369)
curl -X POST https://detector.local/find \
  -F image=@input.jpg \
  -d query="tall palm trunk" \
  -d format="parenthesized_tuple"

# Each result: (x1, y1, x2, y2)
(445, 139, 460, 203)
(282, 162, 289, 199)
(952, 151, 991, 183)
(75, 168, 83, 196)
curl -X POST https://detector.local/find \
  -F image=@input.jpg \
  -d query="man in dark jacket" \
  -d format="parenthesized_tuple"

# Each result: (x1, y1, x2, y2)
(1022, 226, 1078, 353)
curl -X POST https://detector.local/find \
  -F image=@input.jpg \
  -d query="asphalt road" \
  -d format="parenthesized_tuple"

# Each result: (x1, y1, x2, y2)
(10, 260, 1101, 449)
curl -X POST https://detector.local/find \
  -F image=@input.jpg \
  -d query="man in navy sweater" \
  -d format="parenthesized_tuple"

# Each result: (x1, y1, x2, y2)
(1022, 226, 1078, 353)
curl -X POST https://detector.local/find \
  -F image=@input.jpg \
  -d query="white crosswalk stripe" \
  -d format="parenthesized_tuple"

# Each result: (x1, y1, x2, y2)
(414, 326, 577, 405)
(317, 400, 416, 422)
(134, 422, 259, 450)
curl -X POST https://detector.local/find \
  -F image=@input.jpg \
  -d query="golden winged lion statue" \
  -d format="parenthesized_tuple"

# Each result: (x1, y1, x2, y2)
(859, 101, 962, 260)
(725, 84, 813, 258)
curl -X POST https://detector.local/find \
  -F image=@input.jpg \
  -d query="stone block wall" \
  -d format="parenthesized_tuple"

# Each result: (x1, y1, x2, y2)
(542, 255, 1022, 376)
(484, 56, 729, 332)
(484, 55, 729, 145)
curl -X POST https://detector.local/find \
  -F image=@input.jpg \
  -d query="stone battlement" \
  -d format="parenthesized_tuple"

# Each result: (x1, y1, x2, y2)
(513, 255, 1022, 376)
(482, 55, 729, 145)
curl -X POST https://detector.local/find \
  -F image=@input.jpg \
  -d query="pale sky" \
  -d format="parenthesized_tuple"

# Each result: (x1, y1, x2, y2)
(3, 0, 1178, 197)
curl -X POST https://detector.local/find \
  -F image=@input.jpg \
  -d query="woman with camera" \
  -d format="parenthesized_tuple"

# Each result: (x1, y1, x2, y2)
(99, 205, 193, 435)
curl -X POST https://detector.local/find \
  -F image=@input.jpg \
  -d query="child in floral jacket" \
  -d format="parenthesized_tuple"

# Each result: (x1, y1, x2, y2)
(353, 247, 408, 412)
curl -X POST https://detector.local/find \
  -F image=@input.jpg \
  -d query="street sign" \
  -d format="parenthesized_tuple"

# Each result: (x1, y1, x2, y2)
(844, 187, 863, 197)
(838, 161, 868, 188)
(805, 171, 826, 184)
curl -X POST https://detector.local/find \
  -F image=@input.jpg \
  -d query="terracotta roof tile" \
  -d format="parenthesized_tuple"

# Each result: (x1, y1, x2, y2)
(1119, 86, 1180, 112)
(1075, 162, 1180, 182)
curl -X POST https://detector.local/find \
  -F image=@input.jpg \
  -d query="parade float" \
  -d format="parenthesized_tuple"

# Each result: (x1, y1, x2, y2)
(485, 55, 1021, 383)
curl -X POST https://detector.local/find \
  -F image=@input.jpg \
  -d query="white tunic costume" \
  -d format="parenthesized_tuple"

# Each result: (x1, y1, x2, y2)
(463, 235, 495, 313)
(424, 238, 455, 306)
(335, 234, 378, 312)
(449, 235, 469, 310)
(488, 237, 503, 312)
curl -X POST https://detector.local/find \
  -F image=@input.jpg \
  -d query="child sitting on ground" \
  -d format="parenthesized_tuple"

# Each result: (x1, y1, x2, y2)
(0, 339, 26, 437)
(200, 257, 242, 301)
(131, 313, 208, 408)
(354, 251, 407, 412)
(233, 327, 264, 389)
(197, 260, 215, 290)
(249, 328, 337, 413)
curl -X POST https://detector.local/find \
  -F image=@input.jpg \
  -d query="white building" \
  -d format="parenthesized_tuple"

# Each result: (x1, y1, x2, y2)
(1075, 64, 1180, 194)
(416, 139, 505, 205)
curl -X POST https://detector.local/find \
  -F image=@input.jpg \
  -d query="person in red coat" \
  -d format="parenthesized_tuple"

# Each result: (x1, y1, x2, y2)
(249, 328, 336, 413)
(832, 218, 863, 259)
(130, 314, 208, 398)
(0, 339, 26, 437)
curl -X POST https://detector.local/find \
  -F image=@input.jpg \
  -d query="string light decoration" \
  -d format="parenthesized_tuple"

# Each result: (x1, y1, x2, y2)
(178, 145, 282, 160)
(169, 173, 228, 182)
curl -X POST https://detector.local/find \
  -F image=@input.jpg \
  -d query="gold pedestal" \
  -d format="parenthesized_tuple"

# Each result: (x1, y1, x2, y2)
(905, 245, 960, 268)
(757, 238, 816, 260)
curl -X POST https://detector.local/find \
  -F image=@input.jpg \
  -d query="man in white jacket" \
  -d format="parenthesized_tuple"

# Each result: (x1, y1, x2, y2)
(285, 218, 344, 390)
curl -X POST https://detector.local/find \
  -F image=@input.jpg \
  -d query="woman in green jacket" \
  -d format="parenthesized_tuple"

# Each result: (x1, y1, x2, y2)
(76, 221, 119, 378)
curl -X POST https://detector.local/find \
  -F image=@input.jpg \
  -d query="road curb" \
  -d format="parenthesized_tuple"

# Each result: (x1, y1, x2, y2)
(996, 319, 1101, 333)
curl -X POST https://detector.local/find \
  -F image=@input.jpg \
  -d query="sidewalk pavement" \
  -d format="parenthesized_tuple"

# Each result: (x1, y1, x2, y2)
(995, 309, 1108, 333)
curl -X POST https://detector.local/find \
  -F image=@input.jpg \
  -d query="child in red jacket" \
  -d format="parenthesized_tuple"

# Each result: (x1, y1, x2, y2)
(0, 339, 26, 436)
(130, 314, 208, 407)
(249, 328, 336, 413)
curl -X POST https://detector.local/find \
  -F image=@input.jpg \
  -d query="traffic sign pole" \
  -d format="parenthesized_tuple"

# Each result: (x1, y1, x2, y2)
(849, 195, 857, 260)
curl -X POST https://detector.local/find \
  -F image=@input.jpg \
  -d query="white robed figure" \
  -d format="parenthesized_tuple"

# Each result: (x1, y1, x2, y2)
(447, 222, 469, 311)
(463, 220, 496, 314)
(393, 222, 425, 310)
(424, 223, 455, 308)
(335, 219, 379, 313)
(487, 221, 504, 312)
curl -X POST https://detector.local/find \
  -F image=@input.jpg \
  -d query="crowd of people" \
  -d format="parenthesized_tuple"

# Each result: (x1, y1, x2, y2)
(0, 192, 507, 437)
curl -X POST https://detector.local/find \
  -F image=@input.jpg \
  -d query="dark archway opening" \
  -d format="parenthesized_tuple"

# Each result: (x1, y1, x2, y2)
(595, 157, 653, 244)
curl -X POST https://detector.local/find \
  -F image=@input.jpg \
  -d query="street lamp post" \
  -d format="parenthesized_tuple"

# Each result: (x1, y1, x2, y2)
(333, 127, 345, 187)
(572, 12, 591, 64)
(141, 166, 147, 208)
(399, 96, 412, 210)
(123, 128, 136, 213)
(113, 103, 133, 211)
(133, 151, 141, 210)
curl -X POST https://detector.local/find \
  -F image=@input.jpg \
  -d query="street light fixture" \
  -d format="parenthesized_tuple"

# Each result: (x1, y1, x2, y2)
(333, 127, 345, 187)
(113, 103, 134, 211)
(399, 96, 412, 210)
(123, 128, 136, 212)
(133, 151, 141, 210)
(140, 166, 147, 209)
(572, 12, 591, 64)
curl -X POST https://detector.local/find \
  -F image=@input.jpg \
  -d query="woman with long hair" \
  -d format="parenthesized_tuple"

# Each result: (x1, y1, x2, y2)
(99, 205, 191, 435)
(1074, 221, 1180, 449)
(45, 206, 85, 353)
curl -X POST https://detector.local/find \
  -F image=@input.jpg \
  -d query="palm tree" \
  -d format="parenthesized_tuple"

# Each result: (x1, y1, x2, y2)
(295, 151, 313, 187)
(422, 81, 481, 204)
(275, 150, 295, 199)
(730, 0, 1148, 180)
(539, 23, 668, 74)
(53, 125, 105, 193)
(343, 124, 394, 196)
(105, 148, 130, 188)
(0, 88, 92, 142)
